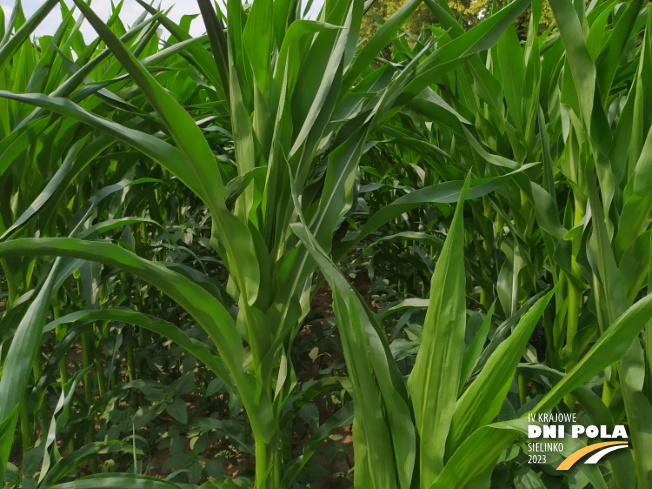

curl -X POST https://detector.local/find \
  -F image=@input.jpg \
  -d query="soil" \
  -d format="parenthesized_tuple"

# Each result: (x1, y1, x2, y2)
(6, 264, 380, 489)
(294, 279, 355, 488)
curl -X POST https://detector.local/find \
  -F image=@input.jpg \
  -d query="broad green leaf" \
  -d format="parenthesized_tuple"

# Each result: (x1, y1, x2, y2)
(242, 0, 273, 93)
(618, 343, 652, 489)
(167, 398, 188, 425)
(595, 0, 644, 104)
(407, 177, 469, 483)
(0, 406, 19, 484)
(43, 474, 182, 489)
(0, 259, 61, 426)
(496, 25, 526, 128)
(615, 125, 652, 258)
(71, 0, 225, 215)
(291, 220, 415, 488)
(459, 303, 495, 391)
(334, 166, 536, 260)
(0, 91, 206, 202)
(547, 0, 596, 125)
(534, 293, 652, 413)
(0, 238, 276, 442)
(429, 419, 528, 489)
(446, 291, 553, 454)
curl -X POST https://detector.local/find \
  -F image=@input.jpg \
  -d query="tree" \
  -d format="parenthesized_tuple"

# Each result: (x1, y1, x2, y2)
(360, 0, 557, 40)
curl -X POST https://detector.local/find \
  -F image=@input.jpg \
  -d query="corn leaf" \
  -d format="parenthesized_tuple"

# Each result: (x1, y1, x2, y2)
(407, 177, 469, 483)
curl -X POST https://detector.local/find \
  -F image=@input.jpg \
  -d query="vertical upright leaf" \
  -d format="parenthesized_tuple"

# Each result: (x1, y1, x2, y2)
(407, 177, 469, 485)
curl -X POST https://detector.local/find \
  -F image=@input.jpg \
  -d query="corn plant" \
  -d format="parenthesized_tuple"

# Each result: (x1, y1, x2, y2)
(0, 0, 548, 486)
(371, 0, 652, 486)
(2, 0, 652, 488)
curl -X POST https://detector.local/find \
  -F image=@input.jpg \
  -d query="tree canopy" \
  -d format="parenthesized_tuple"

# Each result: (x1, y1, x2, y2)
(360, 0, 556, 40)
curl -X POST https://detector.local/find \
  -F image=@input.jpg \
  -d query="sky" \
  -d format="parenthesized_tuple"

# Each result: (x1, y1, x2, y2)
(1, 1, 321, 39)
(1, 1, 208, 39)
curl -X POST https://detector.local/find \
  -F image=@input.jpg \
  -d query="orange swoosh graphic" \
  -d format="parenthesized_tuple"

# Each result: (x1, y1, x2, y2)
(556, 441, 628, 470)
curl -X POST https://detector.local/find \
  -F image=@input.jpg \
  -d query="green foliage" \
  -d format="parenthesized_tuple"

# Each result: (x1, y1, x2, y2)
(360, 0, 557, 41)
(361, 0, 437, 40)
(0, 0, 651, 488)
